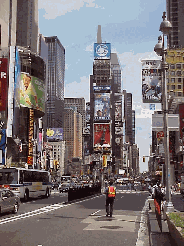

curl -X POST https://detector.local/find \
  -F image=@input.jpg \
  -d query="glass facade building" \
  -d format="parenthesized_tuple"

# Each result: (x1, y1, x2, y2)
(45, 36, 65, 128)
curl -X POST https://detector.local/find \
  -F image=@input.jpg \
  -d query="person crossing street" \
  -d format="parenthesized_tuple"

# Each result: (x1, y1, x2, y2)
(104, 179, 116, 217)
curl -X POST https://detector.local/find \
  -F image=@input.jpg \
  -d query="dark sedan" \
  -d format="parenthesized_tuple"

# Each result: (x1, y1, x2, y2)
(0, 189, 20, 215)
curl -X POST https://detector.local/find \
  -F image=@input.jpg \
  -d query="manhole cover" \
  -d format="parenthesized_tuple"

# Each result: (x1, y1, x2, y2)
(100, 226, 123, 229)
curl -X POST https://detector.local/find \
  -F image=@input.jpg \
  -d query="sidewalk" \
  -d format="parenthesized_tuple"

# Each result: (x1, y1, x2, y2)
(148, 199, 176, 246)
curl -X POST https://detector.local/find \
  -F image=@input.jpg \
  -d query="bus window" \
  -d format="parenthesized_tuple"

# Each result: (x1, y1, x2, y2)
(24, 170, 32, 182)
(0, 170, 18, 184)
(19, 170, 23, 184)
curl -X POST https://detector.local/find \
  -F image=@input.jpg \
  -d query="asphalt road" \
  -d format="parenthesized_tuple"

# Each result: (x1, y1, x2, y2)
(0, 190, 149, 246)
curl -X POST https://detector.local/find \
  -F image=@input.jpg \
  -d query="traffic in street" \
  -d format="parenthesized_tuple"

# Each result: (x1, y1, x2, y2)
(0, 187, 149, 246)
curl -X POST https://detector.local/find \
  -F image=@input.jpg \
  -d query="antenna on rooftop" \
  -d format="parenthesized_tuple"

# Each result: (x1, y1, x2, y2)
(97, 25, 102, 43)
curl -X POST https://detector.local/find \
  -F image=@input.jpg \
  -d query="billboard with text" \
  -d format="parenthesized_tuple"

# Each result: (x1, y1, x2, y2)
(142, 59, 161, 103)
(0, 58, 8, 111)
(93, 123, 111, 147)
(19, 73, 45, 112)
(94, 43, 111, 60)
(94, 93, 110, 120)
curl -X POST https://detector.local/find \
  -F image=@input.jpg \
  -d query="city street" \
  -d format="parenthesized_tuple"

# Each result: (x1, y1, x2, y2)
(0, 189, 149, 246)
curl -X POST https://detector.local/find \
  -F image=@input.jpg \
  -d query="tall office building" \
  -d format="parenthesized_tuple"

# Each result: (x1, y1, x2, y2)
(166, 0, 184, 48)
(123, 91, 134, 145)
(16, 0, 38, 53)
(166, 48, 184, 97)
(64, 107, 82, 170)
(45, 36, 65, 128)
(64, 97, 85, 130)
(111, 53, 123, 168)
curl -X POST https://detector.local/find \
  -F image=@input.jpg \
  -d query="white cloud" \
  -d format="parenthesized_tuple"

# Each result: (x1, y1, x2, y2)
(39, 0, 99, 19)
(64, 76, 90, 101)
(65, 64, 70, 70)
(85, 43, 93, 52)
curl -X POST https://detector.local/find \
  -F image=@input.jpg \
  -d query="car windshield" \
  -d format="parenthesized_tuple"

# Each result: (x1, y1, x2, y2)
(0, 170, 18, 184)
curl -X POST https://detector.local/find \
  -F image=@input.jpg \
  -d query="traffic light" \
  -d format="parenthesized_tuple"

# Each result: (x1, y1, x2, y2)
(143, 156, 145, 162)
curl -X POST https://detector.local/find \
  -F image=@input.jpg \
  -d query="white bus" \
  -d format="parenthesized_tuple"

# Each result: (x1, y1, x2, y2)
(0, 167, 52, 201)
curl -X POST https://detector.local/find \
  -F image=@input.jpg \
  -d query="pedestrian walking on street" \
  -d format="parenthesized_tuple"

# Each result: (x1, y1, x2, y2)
(104, 179, 116, 217)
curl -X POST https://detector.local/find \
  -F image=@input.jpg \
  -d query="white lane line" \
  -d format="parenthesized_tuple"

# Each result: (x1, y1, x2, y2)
(90, 210, 101, 216)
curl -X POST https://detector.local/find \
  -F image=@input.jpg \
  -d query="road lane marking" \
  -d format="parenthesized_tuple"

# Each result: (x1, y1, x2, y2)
(90, 210, 101, 216)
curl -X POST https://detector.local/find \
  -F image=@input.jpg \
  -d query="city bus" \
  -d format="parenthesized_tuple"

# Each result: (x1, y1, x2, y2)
(0, 167, 52, 201)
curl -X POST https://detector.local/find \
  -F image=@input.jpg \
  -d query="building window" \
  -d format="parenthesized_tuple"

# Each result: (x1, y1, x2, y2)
(177, 71, 182, 76)
(178, 85, 182, 89)
(171, 78, 175, 83)
(178, 92, 182, 97)
(178, 78, 181, 83)
(170, 64, 175, 69)
(171, 85, 175, 90)
(170, 71, 175, 76)
(176, 64, 181, 69)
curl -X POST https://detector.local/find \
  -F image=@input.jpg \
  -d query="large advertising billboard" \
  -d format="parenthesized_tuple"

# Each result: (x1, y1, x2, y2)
(46, 128, 63, 141)
(94, 43, 111, 60)
(0, 58, 8, 111)
(141, 59, 161, 103)
(93, 123, 111, 147)
(115, 101, 122, 121)
(94, 93, 110, 120)
(19, 72, 45, 112)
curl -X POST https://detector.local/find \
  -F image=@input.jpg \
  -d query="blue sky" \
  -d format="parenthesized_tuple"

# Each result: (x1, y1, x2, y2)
(38, 0, 166, 172)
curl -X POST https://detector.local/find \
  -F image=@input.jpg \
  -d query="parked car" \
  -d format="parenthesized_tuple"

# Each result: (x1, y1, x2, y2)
(0, 188, 20, 215)
(59, 183, 71, 193)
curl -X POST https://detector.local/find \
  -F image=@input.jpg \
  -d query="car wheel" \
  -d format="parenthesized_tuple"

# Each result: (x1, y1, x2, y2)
(24, 190, 29, 202)
(13, 203, 18, 214)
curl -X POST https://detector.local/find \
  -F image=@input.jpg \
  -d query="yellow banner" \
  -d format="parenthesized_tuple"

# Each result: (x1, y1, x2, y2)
(103, 155, 107, 167)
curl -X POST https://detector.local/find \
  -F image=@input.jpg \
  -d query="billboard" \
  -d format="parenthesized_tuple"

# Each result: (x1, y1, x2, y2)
(27, 109, 34, 165)
(46, 128, 63, 141)
(14, 47, 21, 107)
(94, 93, 110, 120)
(0, 58, 8, 111)
(93, 85, 111, 92)
(19, 72, 45, 112)
(141, 59, 161, 103)
(93, 123, 111, 147)
(0, 129, 6, 165)
(115, 101, 122, 121)
(94, 43, 111, 60)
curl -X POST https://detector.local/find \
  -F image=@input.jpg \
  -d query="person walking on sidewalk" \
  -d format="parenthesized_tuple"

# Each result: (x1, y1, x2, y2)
(105, 179, 116, 217)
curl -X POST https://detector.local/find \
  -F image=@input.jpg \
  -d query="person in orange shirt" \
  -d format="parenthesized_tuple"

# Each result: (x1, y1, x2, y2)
(104, 179, 116, 217)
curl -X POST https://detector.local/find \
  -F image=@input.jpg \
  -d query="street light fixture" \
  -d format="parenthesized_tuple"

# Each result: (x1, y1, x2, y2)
(154, 11, 174, 213)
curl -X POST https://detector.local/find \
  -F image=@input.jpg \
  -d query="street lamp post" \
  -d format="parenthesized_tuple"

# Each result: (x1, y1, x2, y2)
(154, 12, 174, 213)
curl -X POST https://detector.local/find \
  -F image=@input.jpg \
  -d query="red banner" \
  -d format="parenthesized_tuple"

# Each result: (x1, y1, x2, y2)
(93, 123, 110, 147)
(0, 58, 8, 111)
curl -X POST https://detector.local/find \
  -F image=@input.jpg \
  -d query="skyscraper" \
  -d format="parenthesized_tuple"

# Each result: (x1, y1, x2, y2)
(64, 97, 86, 130)
(45, 36, 65, 128)
(16, 0, 38, 53)
(123, 90, 134, 145)
(166, 0, 184, 48)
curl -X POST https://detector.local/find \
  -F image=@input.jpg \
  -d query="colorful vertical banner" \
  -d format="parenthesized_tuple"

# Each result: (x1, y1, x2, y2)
(0, 129, 6, 165)
(27, 109, 34, 165)
(103, 155, 107, 168)
(0, 58, 8, 111)
(141, 59, 161, 103)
